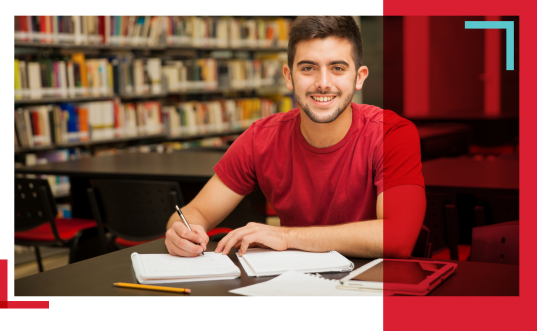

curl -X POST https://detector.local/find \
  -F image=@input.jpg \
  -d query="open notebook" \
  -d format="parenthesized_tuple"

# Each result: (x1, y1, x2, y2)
(236, 248, 354, 277)
(131, 252, 240, 284)
(230, 271, 382, 296)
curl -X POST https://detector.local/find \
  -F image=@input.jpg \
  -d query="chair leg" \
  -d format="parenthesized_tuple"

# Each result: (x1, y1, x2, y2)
(33, 246, 44, 272)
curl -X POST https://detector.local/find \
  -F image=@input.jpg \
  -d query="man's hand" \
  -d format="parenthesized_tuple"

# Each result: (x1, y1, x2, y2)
(165, 221, 209, 257)
(215, 222, 290, 256)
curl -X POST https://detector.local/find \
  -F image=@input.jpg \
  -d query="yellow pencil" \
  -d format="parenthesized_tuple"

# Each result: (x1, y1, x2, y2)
(113, 282, 191, 294)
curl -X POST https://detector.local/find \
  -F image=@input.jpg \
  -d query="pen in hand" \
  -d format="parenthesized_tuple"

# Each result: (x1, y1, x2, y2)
(175, 205, 204, 256)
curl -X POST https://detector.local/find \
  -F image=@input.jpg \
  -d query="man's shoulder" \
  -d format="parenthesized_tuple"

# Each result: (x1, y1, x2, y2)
(354, 103, 411, 126)
(251, 108, 299, 132)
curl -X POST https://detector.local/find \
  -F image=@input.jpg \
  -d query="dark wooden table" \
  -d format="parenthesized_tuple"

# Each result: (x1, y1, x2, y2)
(15, 151, 267, 228)
(15, 240, 519, 296)
(422, 157, 519, 196)
(15, 151, 226, 182)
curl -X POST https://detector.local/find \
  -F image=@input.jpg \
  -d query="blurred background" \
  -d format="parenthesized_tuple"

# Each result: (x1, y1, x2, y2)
(14, 15, 383, 278)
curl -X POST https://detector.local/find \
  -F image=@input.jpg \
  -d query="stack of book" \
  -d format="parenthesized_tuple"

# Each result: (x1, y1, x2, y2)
(15, 99, 163, 148)
(14, 16, 292, 48)
(162, 97, 277, 137)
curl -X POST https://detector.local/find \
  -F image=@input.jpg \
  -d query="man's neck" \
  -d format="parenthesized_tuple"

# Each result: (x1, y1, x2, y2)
(299, 105, 353, 148)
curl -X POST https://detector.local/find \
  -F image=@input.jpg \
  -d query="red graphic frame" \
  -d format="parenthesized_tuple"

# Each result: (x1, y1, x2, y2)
(384, 0, 533, 330)
(0, 260, 48, 309)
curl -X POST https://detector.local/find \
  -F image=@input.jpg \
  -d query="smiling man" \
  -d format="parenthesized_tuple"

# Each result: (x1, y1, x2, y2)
(165, 16, 426, 259)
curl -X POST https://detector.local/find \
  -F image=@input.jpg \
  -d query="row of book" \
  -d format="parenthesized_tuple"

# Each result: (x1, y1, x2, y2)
(162, 98, 278, 137)
(15, 55, 113, 100)
(15, 96, 291, 148)
(15, 54, 287, 100)
(15, 100, 162, 148)
(14, 16, 292, 48)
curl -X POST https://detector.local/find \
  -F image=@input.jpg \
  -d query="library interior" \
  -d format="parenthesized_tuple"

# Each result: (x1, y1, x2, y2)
(13, 16, 519, 296)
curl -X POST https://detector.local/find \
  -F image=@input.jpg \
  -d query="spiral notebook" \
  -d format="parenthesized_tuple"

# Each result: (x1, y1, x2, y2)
(236, 248, 354, 277)
(230, 271, 382, 296)
(131, 252, 241, 284)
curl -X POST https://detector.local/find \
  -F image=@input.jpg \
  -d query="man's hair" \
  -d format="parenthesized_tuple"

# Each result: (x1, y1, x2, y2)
(287, 16, 363, 72)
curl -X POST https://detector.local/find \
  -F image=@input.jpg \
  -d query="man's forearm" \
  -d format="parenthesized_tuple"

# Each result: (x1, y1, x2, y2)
(166, 204, 210, 232)
(284, 219, 384, 258)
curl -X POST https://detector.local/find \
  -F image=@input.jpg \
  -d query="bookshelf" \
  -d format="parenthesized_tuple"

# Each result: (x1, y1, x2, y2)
(14, 85, 290, 105)
(15, 42, 287, 53)
(14, 129, 249, 155)
(14, 16, 296, 199)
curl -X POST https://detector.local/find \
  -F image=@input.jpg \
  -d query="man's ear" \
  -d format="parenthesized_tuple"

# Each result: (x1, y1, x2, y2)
(355, 66, 369, 90)
(282, 64, 294, 90)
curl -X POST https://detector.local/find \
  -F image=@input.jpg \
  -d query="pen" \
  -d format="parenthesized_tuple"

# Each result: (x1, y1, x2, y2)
(175, 205, 204, 256)
(113, 282, 191, 294)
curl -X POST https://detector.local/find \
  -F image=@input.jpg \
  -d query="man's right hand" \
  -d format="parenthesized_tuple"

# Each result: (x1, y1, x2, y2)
(165, 220, 209, 257)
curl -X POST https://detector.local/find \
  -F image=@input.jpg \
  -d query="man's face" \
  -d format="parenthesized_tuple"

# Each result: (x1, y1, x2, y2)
(287, 37, 358, 123)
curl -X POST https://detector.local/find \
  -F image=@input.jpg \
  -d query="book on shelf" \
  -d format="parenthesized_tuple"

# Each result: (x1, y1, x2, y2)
(116, 57, 163, 95)
(15, 54, 114, 100)
(14, 99, 164, 148)
(15, 16, 291, 49)
(15, 54, 288, 101)
(15, 16, 102, 45)
(14, 94, 295, 148)
(161, 57, 286, 93)
(161, 97, 278, 137)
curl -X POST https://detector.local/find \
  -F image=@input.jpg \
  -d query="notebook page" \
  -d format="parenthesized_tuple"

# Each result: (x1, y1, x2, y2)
(241, 248, 353, 275)
(132, 252, 240, 280)
(230, 271, 382, 296)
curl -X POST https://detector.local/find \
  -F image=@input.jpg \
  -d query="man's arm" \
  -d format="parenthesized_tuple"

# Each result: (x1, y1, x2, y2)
(215, 184, 426, 259)
(165, 174, 245, 257)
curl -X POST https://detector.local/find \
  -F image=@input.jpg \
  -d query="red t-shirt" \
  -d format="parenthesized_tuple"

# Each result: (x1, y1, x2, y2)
(214, 102, 424, 227)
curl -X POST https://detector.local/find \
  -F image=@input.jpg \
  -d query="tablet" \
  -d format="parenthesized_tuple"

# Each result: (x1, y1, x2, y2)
(337, 259, 457, 295)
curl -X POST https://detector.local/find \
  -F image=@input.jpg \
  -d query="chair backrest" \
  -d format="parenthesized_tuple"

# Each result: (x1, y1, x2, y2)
(411, 224, 433, 258)
(15, 177, 58, 233)
(423, 192, 460, 260)
(87, 179, 184, 242)
(474, 195, 519, 226)
(469, 221, 519, 265)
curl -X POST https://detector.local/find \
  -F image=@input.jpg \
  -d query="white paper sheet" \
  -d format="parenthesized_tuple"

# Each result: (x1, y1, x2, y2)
(230, 271, 382, 296)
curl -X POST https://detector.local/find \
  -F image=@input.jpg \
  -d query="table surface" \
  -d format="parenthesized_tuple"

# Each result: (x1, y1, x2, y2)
(422, 157, 519, 195)
(15, 239, 519, 296)
(15, 151, 226, 181)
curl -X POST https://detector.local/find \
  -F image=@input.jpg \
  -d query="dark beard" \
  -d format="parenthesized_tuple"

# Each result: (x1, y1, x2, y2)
(292, 76, 356, 124)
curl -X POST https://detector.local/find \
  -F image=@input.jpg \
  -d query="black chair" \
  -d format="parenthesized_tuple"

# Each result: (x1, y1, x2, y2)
(15, 178, 98, 272)
(423, 192, 460, 260)
(411, 224, 433, 258)
(469, 221, 519, 265)
(474, 195, 519, 227)
(87, 179, 185, 252)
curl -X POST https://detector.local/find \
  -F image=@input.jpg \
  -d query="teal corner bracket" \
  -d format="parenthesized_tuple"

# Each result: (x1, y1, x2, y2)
(465, 21, 514, 70)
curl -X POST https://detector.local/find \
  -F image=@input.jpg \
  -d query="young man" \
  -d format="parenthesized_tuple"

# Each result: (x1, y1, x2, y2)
(165, 16, 426, 259)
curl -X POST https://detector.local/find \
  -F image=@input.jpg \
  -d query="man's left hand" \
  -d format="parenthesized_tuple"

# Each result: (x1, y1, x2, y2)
(214, 222, 290, 256)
